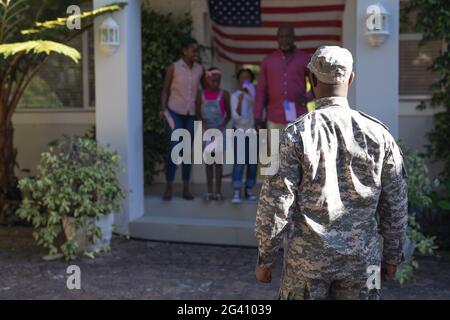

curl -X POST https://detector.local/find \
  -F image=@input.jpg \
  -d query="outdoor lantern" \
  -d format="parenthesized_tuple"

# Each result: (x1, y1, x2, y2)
(365, 3, 390, 47)
(99, 16, 120, 55)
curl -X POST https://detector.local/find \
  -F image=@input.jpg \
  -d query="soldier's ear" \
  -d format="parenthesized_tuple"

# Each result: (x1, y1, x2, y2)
(348, 72, 355, 86)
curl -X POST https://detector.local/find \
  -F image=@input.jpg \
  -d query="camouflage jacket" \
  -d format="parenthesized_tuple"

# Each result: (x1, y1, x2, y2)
(255, 97, 408, 273)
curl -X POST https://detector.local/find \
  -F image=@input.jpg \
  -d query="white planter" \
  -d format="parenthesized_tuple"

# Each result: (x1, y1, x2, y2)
(88, 213, 114, 252)
(62, 213, 114, 254)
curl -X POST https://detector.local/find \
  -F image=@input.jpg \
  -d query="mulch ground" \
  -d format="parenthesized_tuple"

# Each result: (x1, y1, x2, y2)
(1, 226, 449, 300)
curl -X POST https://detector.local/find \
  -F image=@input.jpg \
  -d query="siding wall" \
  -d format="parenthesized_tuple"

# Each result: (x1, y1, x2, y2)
(13, 111, 95, 179)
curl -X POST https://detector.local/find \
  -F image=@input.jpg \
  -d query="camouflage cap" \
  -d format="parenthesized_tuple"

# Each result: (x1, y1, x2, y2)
(307, 46, 353, 85)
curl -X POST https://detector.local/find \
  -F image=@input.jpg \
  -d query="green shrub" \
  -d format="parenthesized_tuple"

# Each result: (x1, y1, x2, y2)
(403, 148, 433, 208)
(16, 135, 126, 260)
(395, 147, 438, 285)
(141, 9, 193, 185)
(430, 178, 450, 211)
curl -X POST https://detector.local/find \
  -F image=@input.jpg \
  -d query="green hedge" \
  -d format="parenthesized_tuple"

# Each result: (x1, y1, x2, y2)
(141, 9, 193, 185)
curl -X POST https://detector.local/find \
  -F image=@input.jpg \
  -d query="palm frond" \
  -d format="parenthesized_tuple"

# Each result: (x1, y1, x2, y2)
(0, 40, 80, 63)
(21, 2, 127, 35)
(0, 0, 29, 43)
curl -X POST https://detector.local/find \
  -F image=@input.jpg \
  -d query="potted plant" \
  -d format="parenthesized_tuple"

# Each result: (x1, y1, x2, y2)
(16, 135, 126, 260)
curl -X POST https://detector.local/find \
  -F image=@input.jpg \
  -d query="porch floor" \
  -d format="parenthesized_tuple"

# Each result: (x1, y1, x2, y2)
(130, 182, 262, 246)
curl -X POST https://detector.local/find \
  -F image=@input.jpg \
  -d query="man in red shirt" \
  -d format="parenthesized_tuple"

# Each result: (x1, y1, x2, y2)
(254, 26, 314, 131)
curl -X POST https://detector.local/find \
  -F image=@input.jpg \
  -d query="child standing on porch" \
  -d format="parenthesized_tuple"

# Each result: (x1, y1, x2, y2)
(196, 67, 231, 201)
(230, 68, 258, 204)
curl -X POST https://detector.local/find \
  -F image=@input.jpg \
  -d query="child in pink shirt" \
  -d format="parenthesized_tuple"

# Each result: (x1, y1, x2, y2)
(196, 68, 231, 201)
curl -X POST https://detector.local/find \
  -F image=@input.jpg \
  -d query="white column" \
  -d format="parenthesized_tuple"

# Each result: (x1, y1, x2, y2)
(190, 0, 207, 184)
(191, 0, 208, 48)
(94, 0, 144, 234)
(343, 0, 400, 138)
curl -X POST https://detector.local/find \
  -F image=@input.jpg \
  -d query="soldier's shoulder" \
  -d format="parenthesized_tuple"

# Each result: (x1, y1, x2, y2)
(286, 112, 310, 130)
(357, 111, 390, 132)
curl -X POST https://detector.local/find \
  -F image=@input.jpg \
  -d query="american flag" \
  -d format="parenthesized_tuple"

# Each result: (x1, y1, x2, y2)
(208, 0, 346, 65)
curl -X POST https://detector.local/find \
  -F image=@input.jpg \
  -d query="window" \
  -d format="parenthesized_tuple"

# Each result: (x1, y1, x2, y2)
(18, 11, 95, 110)
(399, 34, 442, 96)
(399, 2, 443, 96)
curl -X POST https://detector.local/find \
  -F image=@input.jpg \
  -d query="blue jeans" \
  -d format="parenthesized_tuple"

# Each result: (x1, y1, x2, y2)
(232, 131, 258, 190)
(165, 108, 195, 182)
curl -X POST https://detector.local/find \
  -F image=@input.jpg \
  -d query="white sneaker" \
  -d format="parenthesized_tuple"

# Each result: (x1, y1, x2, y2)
(231, 190, 241, 204)
(245, 189, 257, 201)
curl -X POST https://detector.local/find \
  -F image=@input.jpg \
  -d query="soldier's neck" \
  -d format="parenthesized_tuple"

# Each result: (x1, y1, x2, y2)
(314, 86, 348, 100)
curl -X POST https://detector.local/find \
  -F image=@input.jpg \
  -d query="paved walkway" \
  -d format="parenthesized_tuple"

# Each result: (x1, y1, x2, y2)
(1, 227, 449, 300)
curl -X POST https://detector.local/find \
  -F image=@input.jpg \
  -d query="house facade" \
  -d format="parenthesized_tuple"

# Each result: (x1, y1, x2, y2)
(11, 0, 444, 245)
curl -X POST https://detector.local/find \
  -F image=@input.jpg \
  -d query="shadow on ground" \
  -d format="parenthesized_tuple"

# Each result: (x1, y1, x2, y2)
(1, 227, 449, 300)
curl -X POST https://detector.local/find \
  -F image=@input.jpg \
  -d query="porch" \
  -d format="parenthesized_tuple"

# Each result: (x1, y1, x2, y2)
(131, 183, 261, 246)
(91, 0, 401, 245)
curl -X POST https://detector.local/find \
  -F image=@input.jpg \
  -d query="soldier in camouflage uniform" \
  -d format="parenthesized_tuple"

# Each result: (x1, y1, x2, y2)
(254, 46, 408, 300)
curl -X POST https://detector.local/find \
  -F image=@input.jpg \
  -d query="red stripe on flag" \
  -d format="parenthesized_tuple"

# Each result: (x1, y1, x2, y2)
(214, 37, 316, 56)
(261, 4, 345, 14)
(262, 20, 342, 28)
(212, 25, 341, 42)
(214, 37, 272, 55)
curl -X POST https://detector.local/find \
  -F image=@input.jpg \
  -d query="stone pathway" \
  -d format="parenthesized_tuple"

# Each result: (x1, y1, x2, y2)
(1, 227, 449, 300)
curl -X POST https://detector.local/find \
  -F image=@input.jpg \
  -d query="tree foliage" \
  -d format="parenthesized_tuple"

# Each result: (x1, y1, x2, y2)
(0, 40, 80, 62)
(0, 0, 125, 224)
